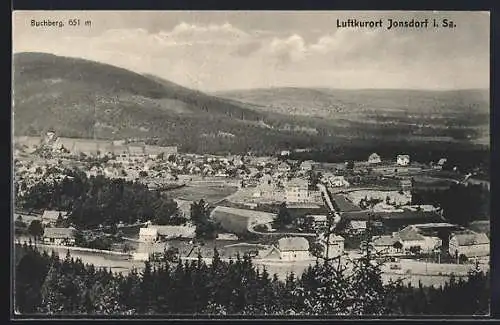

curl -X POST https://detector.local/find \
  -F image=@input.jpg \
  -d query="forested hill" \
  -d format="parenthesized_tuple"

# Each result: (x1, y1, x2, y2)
(13, 52, 489, 156)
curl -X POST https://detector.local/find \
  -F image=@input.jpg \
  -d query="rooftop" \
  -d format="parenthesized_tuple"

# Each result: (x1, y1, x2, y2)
(278, 236, 310, 252)
(43, 227, 76, 239)
(452, 232, 490, 246)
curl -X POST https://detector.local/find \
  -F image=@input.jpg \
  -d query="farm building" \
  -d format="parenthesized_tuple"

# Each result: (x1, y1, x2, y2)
(368, 153, 382, 164)
(276, 237, 311, 261)
(317, 233, 345, 259)
(42, 227, 76, 246)
(449, 231, 490, 258)
(394, 225, 442, 253)
(396, 155, 410, 166)
(41, 210, 68, 226)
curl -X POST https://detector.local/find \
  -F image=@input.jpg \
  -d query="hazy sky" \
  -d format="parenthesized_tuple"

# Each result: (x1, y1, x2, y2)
(13, 11, 490, 92)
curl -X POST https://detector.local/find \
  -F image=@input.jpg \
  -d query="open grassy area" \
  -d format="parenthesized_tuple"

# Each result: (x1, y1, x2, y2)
(166, 184, 239, 203)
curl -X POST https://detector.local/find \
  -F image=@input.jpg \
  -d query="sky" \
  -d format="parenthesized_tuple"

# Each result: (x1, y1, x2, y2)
(13, 11, 490, 92)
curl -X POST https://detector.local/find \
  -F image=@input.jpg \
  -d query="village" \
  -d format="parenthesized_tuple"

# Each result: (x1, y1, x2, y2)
(14, 131, 490, 286)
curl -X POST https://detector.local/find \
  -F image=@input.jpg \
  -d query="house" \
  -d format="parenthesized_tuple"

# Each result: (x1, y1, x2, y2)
(280, 150, 291, 157)
(396, 155, 410, 166)
(139, 227, 158, 242)
(318, 233, 345, 258)
(449, 231, 490, 258)
(329, 176, 350, 187)
(299, 160, 314, 172)
(41, 210, 68, 226)
(368, 153, 382, 164)
(345, 220, 367, 235)
(396, 225, 442, 253)
(285, 178, 309, 203)
(276, 237, 311, 261)
(42, 227, 76, 246)
(372, 236, 402, 256)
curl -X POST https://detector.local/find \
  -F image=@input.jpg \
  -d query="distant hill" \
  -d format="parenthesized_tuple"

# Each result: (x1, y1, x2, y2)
(215, 87, 489, 125)
(13, 52, 490, 156)
(13, 52, 323, 154)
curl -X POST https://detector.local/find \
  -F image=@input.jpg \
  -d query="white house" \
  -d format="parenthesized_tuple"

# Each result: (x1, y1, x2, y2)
(329, 176, 350, 187)
(139, 227, 158, 242)
(285, 178, 309, 203)
(368, 153, 382, 164)
(300, 160, 314, 172)
(395, 225, 442, 253)
(277, 237, 311, 261)
(449, 232, 490, 258)
(318, 233, 345, 259)
(42, 227, 76, 246)
(396, 155, 410, 166)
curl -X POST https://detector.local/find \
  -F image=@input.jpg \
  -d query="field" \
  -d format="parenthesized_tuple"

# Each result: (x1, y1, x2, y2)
(166, 183, 239, 204)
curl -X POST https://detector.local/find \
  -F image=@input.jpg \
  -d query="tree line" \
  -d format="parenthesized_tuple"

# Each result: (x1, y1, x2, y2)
(15, 241, 489, 316)
(17, 170, 184, 230)
(411, 183, 490, 226)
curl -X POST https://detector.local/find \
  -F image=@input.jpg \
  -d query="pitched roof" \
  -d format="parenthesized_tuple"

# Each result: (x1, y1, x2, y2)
(278, 237, 310, 252)
(43, 227, 75, 239)
(396, 226, 425, 242)
(42, 210, 67, 221)
(373, 235, 398, 246)
(452, 232, 490, 246)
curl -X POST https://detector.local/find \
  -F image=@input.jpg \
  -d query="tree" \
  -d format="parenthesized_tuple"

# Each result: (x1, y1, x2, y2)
(273, 202, 293, 229)
(309, 242, 324, 259)
(28, 220, 44, 241)
(393, 241, 403, 252)
(409, 246, 422, 256)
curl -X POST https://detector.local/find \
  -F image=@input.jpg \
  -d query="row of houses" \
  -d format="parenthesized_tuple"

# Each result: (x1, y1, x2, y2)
(372, 224, 489, 258)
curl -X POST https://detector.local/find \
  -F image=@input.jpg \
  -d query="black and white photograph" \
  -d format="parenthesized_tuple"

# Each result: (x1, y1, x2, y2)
(12, 11, 490, 317)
